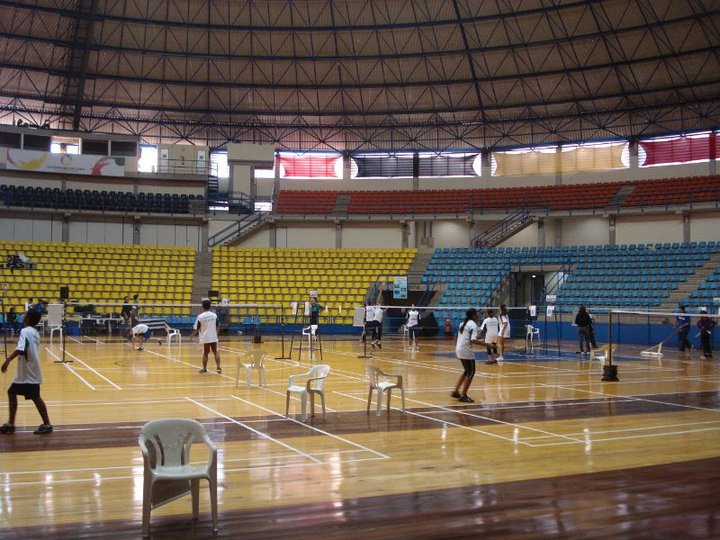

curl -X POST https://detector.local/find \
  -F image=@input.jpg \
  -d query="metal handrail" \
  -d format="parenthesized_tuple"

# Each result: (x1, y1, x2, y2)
(156, 158, 217, 177)
(471, 209, 532, 247)
(208, 211, 270, 248)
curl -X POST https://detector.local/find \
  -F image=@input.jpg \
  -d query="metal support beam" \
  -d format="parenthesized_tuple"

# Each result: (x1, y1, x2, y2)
(60, 0, 98, 130)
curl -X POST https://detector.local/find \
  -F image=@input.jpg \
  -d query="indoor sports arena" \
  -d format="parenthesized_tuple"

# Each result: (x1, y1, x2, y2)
(0, 1, 719, 537)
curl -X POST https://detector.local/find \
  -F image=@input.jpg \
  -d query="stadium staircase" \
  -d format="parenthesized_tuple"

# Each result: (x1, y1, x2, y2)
(605, 184, 637, 210)
(664, 251, 720, 309)
(472, 209, 533, 247)
(332, 194, 351, 215)
(207, 212, 270, 247)
(191, 251, 213, 303)
(408, 252, 433, 274)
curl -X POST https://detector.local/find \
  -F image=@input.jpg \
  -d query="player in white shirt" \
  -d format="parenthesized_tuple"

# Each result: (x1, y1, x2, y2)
(131, 323, 150, 351)
(497, 304, 511, 361)
(361, 302, 374, 342)
(191, 299, 221, 374)
(480, 309, 499, 364)
(370, 303, 384, 348)
(405, 305, 421, 350)
(1, 309, 53, 435)
(452, 309, 483, 403)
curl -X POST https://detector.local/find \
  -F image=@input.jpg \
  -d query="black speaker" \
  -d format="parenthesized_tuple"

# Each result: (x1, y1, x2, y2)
(59, 286, 69, 301)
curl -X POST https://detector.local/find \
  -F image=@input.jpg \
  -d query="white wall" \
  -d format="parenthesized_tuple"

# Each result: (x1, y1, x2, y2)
(140, 223, 201, 248)
(615, 215, 683, 245)
(691, 212, 720, 242)
(432, 220, 472, 248)
(273, 224, 336, 248)
(68, 220, 133, 245)
(540, 218, 556, 247)
(560, 217, 609, 246)
(342, 223, 403, 248)
(256, 177, 275, 198)
(0, 217, 63, 242)
(231, 164, 252, 195)
(237, 227, 271, 248)
(499, 222, 539, 248)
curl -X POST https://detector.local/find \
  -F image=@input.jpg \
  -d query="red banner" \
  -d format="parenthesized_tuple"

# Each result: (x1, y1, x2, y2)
(640, 134, 719, 166)
(278, 156, 341, 178)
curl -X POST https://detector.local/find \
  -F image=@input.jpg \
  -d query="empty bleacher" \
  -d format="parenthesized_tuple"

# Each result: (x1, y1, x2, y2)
(686, 267, 720, 308)
(212, 247, 416, 324)
(622, 177, 720, 207)
(275, 176, 720, 215)
(0, 184, 204, 214)
(275, 191, 338, 214)
(0, 241, 195, 315)
(425, 242, 719, 327)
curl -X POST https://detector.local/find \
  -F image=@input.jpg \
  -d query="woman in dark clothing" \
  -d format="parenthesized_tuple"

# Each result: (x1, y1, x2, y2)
(575, 305, 592, 354)
(697, 309, 717, 359)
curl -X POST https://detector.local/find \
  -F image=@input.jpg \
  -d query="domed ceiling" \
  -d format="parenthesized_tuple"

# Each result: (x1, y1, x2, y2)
(0, 0, 718, 151)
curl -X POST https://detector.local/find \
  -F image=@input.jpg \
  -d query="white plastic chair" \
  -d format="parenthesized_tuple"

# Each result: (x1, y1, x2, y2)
(166, 325, 181, 346)
(46, 303, 64, 343)
(285, 364, 330, 422)
(302, 324, 319, 350)
(525, 324, 540, 352)
(235, 350, 268, 388)
(138, 418, 218, 538)
(366, 365, 406, 416)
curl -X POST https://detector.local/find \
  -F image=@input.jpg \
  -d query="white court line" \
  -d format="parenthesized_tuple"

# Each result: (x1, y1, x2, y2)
(3, 449, 369, 478)
(61, 349, 122, 390)
(31, 396, 191, 406)
(146, 347, 338, 412)
(323, 345, 464, 375)
(521, 420, 720, 440)
(184, 396, 323, 464)
(532, 426, 720, 447)
(336, 390, 584, 445)
(230, 394, 389, 459)
(220, 344, 374, 385)
(549, 383, 720, 413)
(391, 394, 587, 444)
(7, 415, 291, 432)
(331, 390, 531, 446)
(4, 456, 388, 487)
(44, 347, 96, 391)
(73, 334, 104, 345)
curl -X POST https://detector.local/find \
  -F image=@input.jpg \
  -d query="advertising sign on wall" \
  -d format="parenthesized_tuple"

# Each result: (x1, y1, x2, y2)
(6, 149, 125, 176)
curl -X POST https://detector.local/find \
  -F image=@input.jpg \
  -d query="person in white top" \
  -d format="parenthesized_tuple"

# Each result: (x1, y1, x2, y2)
(371, 303, 384, 348)
(131, 323, 150, 351)
(497, 304, 511, 361)
(0, 309, 53, 435)
(361, 302, 374, 342)
(480, 309, 500, 365)
(405, 305, 421, 350)
(191, 299, 221, 374)
(452, 308, 482, 403)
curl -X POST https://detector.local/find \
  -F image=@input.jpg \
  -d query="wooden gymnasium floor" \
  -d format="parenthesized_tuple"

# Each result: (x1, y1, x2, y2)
(1, 333, 719, 539)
